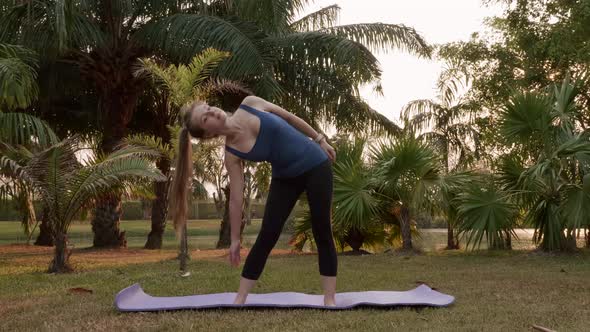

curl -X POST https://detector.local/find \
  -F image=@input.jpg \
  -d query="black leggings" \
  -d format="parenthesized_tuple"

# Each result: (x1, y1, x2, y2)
(241, 159, 337, 280)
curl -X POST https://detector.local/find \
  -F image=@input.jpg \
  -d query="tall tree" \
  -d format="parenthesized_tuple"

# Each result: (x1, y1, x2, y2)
(369, 136, 444, 251)
(0, 43, 61, 245)
(401, 63, 480, 249)
(440, 0, 590, 122)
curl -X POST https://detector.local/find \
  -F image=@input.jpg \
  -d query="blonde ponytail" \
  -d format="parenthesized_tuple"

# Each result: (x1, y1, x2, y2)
(169, 126, 193, 237)
(169, 101, 209, 237)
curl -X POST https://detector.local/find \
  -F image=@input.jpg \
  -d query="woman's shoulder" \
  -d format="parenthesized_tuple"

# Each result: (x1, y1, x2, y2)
(241, 95, 262, 106)
(240, 95, 270, 111)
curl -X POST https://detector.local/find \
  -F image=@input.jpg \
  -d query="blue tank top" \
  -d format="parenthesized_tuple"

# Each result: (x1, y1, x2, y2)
(225, 104, 328, 178)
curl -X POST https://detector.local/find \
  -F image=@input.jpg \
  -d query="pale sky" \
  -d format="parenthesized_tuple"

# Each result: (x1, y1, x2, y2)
(303, 0, 504, 125)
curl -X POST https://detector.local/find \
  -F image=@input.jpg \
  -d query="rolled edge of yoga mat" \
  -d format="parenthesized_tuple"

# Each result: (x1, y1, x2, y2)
(114, 283, 455, 312)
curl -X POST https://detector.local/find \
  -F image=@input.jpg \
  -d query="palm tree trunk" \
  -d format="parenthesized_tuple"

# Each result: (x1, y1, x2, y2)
(34, 206, 53, 246)
(400, 206, 413, 250)
(178, 223, 190, 272)
(443, 142, 459, 250)
(446, 222, 459, 249)
(565, 229, 577, 251)
(15, 191, 37, 244)
(91, 195, 127, 248)
(213, 190, 224, 218)
(85, 47, 142, 248)
(505, 231, 512, 250)
(244, 173, 253, 226)
(90, 98, 135, 248)
(216, 185, 246, 248)
(141, 199, 151, 220)
(145, 158, 171, 249)
(48, 231, 73, 273)
(345, 227, 365, 252)
(217, 185, 232, 248)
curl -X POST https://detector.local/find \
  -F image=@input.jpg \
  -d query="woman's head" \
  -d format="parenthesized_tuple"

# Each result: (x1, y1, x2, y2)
(181, 101, 228, 139)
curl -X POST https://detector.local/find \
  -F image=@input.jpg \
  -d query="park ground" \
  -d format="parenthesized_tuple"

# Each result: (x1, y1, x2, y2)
(0, 220, 588, 331)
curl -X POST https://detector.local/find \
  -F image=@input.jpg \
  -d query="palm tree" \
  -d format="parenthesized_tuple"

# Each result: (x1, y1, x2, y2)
(0, 135, 165, 272)
(454, 174, 518, 250)
(369, 136, 443, 251)
(289, 136, 428, 254)
(131, 48, 235, 249)
(0, 43, 60, 245)
(462, 77, 590, 250)
(401, 62, 480, 249)
(0, 112, 59, 244)
(140, 1, 430, 134)
(289, 136, 385, 254)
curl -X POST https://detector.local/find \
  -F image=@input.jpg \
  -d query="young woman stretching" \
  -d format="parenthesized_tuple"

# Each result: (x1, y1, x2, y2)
(169, 95, 338, 306)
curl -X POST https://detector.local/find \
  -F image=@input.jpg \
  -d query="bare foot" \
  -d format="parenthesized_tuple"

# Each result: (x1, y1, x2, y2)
(324, 297, 336, 307)
(233, 296, 246, 305)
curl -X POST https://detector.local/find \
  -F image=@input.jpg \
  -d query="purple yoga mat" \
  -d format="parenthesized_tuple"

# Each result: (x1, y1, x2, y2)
(114, 283, 455, 311)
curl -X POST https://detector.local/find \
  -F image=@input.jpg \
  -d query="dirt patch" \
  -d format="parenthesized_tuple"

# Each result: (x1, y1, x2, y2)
(0, 244, 311, 272)
(0, 297, 53, 316)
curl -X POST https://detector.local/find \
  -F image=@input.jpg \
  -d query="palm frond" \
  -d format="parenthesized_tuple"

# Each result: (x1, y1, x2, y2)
(64, 157, 166, 223)
(320, 23, 432, 57)
(134, 58, 177, 98)
(0, 154, 32, 185)
(134, 14, 280, 97)
(552, 133, 590, 160)
(527, 197, 564, 251)
(123, 134, 174, 160)
(455, 177, 518, 250)
(104, 143, 164, 164)
(499, 91, 552, 145)
(551, 72, 578, 134)
(436, 61, 470, 108)
(559, 185, 590, 230)
(0, 2, 105, 55)
(0, 44, 39, 109)
(235, 0, 299, 34)
(401, 99, 440, 132)
(274, 31, 381, 81)
(0, 112, 59, 146)
(186, 47, 231, 88)
(290, 4, 340, 32)
(333, 143, 381, 231)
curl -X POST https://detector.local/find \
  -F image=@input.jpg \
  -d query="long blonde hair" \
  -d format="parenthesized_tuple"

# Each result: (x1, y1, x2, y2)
(169, 101, 206, 236)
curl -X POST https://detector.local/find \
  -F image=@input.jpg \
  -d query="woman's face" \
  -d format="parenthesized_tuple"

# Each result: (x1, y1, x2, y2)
(191, 103, 227, 137)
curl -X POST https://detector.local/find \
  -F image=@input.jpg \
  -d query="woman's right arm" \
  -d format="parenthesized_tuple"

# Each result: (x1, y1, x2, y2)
(225, 151, 244, 243)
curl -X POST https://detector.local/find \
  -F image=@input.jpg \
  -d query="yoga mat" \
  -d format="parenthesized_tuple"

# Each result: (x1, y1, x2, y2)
(114, 283, 455, 311)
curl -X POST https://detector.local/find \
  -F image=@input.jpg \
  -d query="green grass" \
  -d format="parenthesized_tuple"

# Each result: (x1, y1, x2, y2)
(1, 221, 589, 331)
(0, 219, 273, 250)
(0, 219, 563, 251)
(0, 248, 588, 331)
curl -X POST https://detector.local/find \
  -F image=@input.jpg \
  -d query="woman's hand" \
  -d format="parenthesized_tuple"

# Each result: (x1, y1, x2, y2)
(229, 241, 241, 267)
(320, 140, 336, 162)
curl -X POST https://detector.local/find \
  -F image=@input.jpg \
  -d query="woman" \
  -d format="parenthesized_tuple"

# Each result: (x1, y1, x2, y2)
(169, 95, 338, 306)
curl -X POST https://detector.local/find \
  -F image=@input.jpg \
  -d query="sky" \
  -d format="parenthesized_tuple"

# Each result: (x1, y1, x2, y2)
(301, 0, 505, 125)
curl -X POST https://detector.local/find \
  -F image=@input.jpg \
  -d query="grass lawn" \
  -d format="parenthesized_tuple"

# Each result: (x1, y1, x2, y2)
(0, 221, 588, 331)
(0, 219, 269, 249)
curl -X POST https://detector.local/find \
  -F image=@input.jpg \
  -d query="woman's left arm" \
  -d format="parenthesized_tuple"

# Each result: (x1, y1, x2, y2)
(242, 96, 317, 137)
(242, 96, 336, 161)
